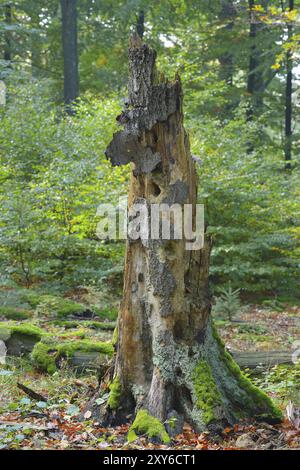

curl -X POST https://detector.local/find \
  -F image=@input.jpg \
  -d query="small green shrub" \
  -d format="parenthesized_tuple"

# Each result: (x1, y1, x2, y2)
(213, 285, 241, 321)
(237, 323, 268, 335)
(19, 291, 42, 308)
(252, 364, 300, 404)
(261, 299, 285, 312)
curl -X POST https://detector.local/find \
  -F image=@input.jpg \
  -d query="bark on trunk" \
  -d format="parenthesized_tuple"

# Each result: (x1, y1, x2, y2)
(95, 38, 281, 437)
(246, 0, 264, 122)
(4, 4, 12, 63)
(136, 10, 144, 39)
(30, 11, 42, 77)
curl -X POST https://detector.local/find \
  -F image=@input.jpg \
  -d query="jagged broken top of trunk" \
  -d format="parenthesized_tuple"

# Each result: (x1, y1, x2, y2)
(105, 36, 182, 174)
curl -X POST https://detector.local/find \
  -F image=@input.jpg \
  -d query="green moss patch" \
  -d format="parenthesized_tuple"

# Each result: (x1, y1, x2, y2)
(58, 339, 113, 357)
(111, 325, 118, 346)
(57, 330, 87, 340)
(84, 321, 116, 330)
(193, 359, 223, 424)
(107, 377, 121, 409)
(128, 410, 170, 444)
(31, 341, 57, 374)
(0, 322, 44, 341)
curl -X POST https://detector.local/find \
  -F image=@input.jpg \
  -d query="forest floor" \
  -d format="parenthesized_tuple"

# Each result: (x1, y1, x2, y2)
(0, 293, 299, 450)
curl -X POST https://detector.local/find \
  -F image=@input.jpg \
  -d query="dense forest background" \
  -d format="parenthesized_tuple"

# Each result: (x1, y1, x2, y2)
(0, 0, 299, 304)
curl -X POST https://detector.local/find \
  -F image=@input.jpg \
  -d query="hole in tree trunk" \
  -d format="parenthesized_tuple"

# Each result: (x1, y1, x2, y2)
(195, 328, 205, 344)
(177, 386, 193, 413)
(174, 321, 184, 340)
(188, 348, 195, 358)
(149, 181, 161, 197)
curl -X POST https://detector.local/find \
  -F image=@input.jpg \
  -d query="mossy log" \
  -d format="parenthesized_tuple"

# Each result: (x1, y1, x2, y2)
(0, 323, 43, 356)
(0, 322, 113, 374)
(232, 350, 293, 369)
(93, 38, 282, 440)
(31, 339, 113, 374)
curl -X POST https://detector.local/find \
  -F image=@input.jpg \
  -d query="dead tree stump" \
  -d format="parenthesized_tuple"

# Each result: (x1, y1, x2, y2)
(95, 37, 281, 438)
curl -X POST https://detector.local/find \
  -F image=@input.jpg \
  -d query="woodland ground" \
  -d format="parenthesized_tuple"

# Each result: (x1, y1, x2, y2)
(0, 289, 299, 450)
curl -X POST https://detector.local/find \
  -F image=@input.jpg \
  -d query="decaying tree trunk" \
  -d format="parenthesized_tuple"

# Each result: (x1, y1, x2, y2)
(95, 37, 281, 437)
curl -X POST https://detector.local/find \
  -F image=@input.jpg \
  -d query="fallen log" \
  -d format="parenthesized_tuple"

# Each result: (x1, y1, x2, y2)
(1, 323, 292, 371)
(232, 350, 293, 369)
(44, 349, 295, 371)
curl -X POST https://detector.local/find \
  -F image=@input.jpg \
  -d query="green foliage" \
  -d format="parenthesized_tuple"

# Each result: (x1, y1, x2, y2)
(213, 285, 241, 321)
(1, 0, 300, 301)
(262, 299, 286, 312)
(252, 364, 300, 405)
(128, 409, 170, 444)
(0, 80, 126, 293)
(236, 323, 269, 335)
(190, 114, 300, 298)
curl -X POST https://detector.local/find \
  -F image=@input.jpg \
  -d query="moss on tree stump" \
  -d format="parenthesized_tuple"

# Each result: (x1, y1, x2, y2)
(128, 409, 170, 444)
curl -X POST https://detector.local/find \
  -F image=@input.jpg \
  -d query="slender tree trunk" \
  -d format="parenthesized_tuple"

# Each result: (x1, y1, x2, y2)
(92, 38, 281, 439)
(219, 0, 236, 86)
(285, 0, 294, 169)
(136, 10, 144, 39)
(30, 11, 42, 77)
(4, 3, 12, 63)
(247, 0, 264, 122)
(60, 0, 79, 113)
(217, 0, 237, 118)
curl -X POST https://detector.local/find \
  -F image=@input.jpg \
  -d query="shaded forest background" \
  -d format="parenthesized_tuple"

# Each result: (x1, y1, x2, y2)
(0, 0, 300, 304)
